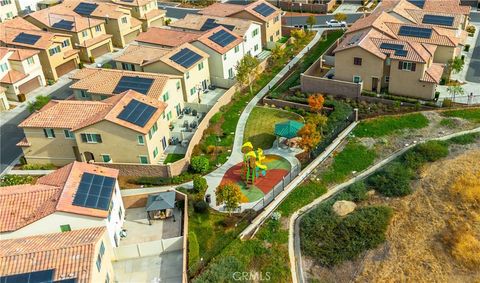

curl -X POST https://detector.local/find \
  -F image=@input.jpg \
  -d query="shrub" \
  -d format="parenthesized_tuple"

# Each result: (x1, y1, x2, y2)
(368, 163, 413, 197)
(193, 200, 209, 213)
(464, 44, 470, 52)
(413, 141, 449, 162)
(193, 256, 247, 283)
(440, 118, 456, 128)
(0, 175, 34, 186)
(28, 96, 51, 113)
(22, 163, 55, 170)
(191, 156, 210, 174)
(466, 25, 476, 34)
(192, 175, 208, 195)
(448, 133, 479, 145)
(343, 181, 368, 202)
(442, 98, 453, 107)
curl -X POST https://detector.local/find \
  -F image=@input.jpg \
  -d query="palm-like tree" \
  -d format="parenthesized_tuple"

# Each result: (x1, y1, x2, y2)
(447, 85, 464, 102)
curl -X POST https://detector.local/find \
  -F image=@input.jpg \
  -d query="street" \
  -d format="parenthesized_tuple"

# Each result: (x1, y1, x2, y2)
(0, 83, 73, 174)
(284, 13, 364, 27)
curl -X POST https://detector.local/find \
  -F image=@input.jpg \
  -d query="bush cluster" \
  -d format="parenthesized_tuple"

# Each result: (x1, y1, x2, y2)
(132, 172, 193, 186)
(22, 163, 55, 170)
(0, 175, 34, 186)
(367, 163, 414, 197)
(191, 156, 210, 174)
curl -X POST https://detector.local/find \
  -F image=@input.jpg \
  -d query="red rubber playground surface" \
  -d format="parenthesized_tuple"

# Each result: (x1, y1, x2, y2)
(219, 155, 291, 202)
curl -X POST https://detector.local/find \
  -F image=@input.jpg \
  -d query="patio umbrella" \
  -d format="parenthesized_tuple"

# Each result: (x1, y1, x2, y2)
(274, 120, 305, 139)
(146, 191, 176, 212)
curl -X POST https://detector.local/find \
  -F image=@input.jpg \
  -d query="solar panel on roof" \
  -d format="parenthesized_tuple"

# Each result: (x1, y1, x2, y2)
(170, 48, 202, 68)
(208, 29, 236, 47)
(74, 2, 98, 16)
(422, 14, 454, 26)
(72, 173, 115, 211)
(200, 18, 235, 32)
(117, 99, 157, 127)
(394, 49, 408, 57)
(0, 269, 54, 283)
(12, 32, 41, 45)
(253, 3, 275, 17)
(54, 279, 77, 283)
(52, 19, 75, 31)
(379, 43, 404, 51)
(398, 26, 432, 39)
(113, 76, 154, 95)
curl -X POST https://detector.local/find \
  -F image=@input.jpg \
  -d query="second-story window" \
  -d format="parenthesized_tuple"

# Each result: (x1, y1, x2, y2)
(0, 62, 8, 72)
(48, 46, 61, 56)
(27, 57, 35, 65)
(81, 133, 102, 143)
(43, 128, 55, 138)
(137, 135, 145, 145)
(121, 17, 127, 24)
(198, 61, 204, 71)
(64, 129, 74, 139)
(162, 91, 169, 102)
(353, 57, 362, 66)
(61, 39, 70, 48)
(95, 25, 101, 32)
(399, 61, 416, 71)
(176, 81, 180, 90)
(234, 46, 239, 53)
(82, 30, 88, 38)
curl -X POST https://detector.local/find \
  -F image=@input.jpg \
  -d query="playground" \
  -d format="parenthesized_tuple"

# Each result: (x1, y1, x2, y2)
(219, 142, 292, 202)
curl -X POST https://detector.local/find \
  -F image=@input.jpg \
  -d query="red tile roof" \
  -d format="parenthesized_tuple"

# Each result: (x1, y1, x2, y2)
(0, 70, 27, 84)
(0, 227, 106, 282)
(195, 26, 243, 54)
(421, 63, 444, 83)
(135, 27, 201, 48)
(199, 0, 280, 22)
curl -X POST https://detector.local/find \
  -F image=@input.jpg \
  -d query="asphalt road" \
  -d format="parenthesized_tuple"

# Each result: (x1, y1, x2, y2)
(0, 83, 73, 174)
(284, 13, 364, 27)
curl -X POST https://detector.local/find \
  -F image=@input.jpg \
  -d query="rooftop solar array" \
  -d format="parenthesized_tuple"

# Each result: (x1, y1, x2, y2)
(422, 14, 454, 26)
(113, 76, 154, 95)
(200, 18, 235, 32)
(72, 172, 115, 211)
(117, 99, 157, 127)
(347, 32, 363, 45)
(74, 2, 98, 16)
(398, 26, 432, 39)
(253, 3, 275, 17)
(52, 19, 75, 31)
(0, 269, 54, 283)
(408, 0, 425, 8)
(12, 32, 41, 45)
(170, 48, 202, 68)
(394, 49, 408, 57)
(208, 29, 237, 47)
(379, 43, 404, 51)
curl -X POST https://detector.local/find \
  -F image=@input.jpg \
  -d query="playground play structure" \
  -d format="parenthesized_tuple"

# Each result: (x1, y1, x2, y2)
(242, 142, 268, 185)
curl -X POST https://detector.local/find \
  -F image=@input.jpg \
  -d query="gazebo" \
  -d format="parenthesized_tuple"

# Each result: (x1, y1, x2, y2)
(146, 191, 176, 222)
(274, 120, 304, 139)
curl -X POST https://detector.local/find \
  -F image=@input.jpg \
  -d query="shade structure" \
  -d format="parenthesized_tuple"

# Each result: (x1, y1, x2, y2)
(146, 191, 176, 212)
(274, 120, 305, 139)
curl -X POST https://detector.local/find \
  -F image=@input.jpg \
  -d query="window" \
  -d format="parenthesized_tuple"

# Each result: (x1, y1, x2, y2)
(198, 61, 204, 71)
(153, 147, 158, 158)
(60, 224, 71, 232)
(223, 54, 226, 61)
(148, 122, 158, 139)
(82, 30, 88, 38)
(269, 35, 273, 42)
(48, 46, 61, 56)
(27, 57, 35, 65)
(139, 155, 148, 164)
(162, 91, 169, 102)
(276, 30, 280, 36)
(95, 25, 101, 32)
(100, 241, 105, 257)
(161, 136, 167, 150)
(0, 63, 8, 72)
(254, 44, 259, 51)
(80, 90, 91, 99)
(176, 81, 180, 90)
(386, 58, 391, 66)
(43, 128, 55, 138)
(64, 129, 74, 139)
(353, 57, 362, 66)
(399, 61, 416, 71)
(118, 206, 123, 220)
(121, 17, 127, 24)
(234, 46, 239, 53)
(61, 39, 70, 48)
(122, 63, 135, 71)
(353, 76, 361, 83)
(105, 273, 110, 283)
(274, 16, 279, 23)
(137, 135, 145, 145)
(228, 68, 234, 79)
(252, 29, 258, 37)
(186, 72, 190, 79)
(6, 12, 13, 18)
(96, 254, 102, 272)
(166, 111, 172, 121)
(142, 4, 147, 11)
(80, 133, 102, 143)
(190, 87, 196, 96)
(385, 76, 390, 83)
(101, 154, 111, 162)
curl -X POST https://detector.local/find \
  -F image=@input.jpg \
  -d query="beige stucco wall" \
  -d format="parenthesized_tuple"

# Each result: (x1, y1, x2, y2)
(334, 47, 384, 91)
(433, 45, 456, 64)
(388, 59, 436, 99)
(128, 0, 163, 31)
(99, 13, 142, 48)
(0, 90, 9, 111)
(91, 231, 116, 283)
(0, 1, 18, 22)
(232, 10, 282, 48)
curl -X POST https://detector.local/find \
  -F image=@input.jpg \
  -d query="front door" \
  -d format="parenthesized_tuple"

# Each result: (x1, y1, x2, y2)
(84, 151, 95, 163)
(372, 77, 379, 93)
(202, 80, 207, 90)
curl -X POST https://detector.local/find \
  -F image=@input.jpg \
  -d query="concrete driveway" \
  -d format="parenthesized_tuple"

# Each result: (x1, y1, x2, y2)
(333, 3, 361, 14)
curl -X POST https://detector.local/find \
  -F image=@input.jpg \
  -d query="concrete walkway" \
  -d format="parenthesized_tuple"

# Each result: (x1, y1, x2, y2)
(289, 126, 480, 283)
(204, 30, 324, 210)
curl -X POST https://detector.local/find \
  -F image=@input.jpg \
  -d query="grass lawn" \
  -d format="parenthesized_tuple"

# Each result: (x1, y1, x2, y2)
(353, 113, 429, 138)
(243, 106, 304, 149)
(163, 153, 185, 164)
(442, 108, 480, 122)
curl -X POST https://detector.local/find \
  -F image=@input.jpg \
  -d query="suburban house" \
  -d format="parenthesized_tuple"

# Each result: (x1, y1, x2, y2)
(114, 43, 211, 103)
(169, 14, 263, 58)
(199, 0, 282, 49)
(0, 46, 46, 101)
(14, 0, 42, 13)
(70, 67, 184, 122)
(0, 161, 124, 249)
(0, 0, 18, 22)
(135, 27, 201, 48)
(56, 0, 143, 48)
(108, 0, 165, 31)
(333, 27, 444, 100)
(24, 4, 114, 62)
(37, 0, 61, 10)
(0, 87, 8, 110)
(0, 227, 115, 283)
(191, 26, 244, 88)
(0, 17, 80, 81)
(18, 89, 173, 165)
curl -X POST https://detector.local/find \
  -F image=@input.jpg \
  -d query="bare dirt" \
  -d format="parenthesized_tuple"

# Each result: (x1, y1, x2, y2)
(304, 142, 480, 283)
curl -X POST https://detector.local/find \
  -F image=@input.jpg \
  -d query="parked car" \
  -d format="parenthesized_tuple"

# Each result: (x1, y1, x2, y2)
(326, 19, 347, 27)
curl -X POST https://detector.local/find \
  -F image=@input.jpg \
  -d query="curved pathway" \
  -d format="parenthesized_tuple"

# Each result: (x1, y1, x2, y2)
(289, 126, 480, 283)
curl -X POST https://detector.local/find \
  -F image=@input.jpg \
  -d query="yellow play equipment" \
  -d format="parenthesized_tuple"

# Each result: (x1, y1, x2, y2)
(241, 142, 267, 185)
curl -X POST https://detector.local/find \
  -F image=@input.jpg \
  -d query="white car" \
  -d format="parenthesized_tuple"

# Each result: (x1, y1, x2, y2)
(326, 19, 347, 27)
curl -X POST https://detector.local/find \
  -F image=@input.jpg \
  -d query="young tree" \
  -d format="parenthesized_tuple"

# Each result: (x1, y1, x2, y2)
(271, 45, 286, 61)
(215, 182, 243, 215)
(306, 113, 328, 135)
(307, 94, 325, 113)
(297, 123, 321, 152)
(447, 85, 464, 101)
(235, 54, 260, 94)
(306, 15, 317, 30)
(334, 13, 347, 22)
(290, 28, 307, 48)
(447, 56, 464, 82)
(28, 95, 51, 113)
